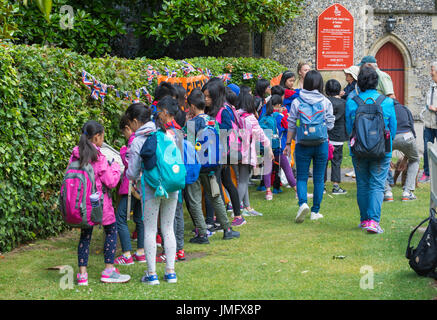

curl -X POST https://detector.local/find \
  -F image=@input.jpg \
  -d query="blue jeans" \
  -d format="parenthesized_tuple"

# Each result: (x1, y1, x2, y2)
(295, 141, 329, 213)
(423, 127, 437, 176)
(352, 156, 391, 223)
(115, 195, 144, 252)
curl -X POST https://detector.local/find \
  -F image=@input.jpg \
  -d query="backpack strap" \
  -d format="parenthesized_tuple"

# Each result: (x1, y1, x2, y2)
(406, 213, 433, 259)
(375, 94, 387, 106)
(352, 96, 365, 106)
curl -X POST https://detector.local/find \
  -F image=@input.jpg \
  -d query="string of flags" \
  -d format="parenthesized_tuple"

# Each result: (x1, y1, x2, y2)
(81, 63, 267, 103)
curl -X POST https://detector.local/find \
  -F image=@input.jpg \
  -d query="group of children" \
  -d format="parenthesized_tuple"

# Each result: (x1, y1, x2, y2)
(70, 63, 352, 286)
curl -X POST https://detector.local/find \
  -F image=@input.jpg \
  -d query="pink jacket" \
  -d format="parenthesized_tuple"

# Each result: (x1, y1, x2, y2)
(237, 110, 271, 167)
(69, 145, 121, 226)
(119, 133, 136, 195)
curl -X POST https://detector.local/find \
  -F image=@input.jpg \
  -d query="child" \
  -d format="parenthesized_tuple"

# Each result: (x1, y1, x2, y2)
(236, 90, 273, 216)
(324, 79, 348, 195)
(71, 120, 130, 285)
(156, 96, 186, 263)
(260, 95, 297, 200)
(114, 115, 146, 265)
(203, 79, 245, 227)
(254, 79, 271, 114)
(184, 88, 240, 243)
(126, 102, 177, 285)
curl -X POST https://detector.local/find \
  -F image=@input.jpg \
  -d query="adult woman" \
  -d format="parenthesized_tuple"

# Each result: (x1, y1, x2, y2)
(294, 62, 311, 90)
(284, 70, 335, 223)
(341, 65, 360, 100)
(345, 66, 396, 234)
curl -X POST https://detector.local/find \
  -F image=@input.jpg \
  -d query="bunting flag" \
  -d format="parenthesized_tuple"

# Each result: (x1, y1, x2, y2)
(219, 73, 232, 83)
(171, 70, 178, 78)
(124, 91, 131, 101)
(258, 75, 263, 79)
(243, 73, 253, 80)
(133, 90, 141, 103)
(90, 79, 101, 100)
(81, 70, 93, 89)
(141, 87, 153, 103)
(99, 83, 108, 103)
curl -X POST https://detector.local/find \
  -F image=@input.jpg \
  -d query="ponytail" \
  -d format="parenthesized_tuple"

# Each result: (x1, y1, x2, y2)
(78, 120, 104, 168)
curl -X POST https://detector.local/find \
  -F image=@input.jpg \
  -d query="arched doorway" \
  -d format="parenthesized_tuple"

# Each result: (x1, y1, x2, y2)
(375, 42, 405, 104)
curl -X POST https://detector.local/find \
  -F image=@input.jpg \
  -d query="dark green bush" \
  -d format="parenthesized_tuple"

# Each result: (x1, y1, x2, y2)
(0, 43, 287, 252)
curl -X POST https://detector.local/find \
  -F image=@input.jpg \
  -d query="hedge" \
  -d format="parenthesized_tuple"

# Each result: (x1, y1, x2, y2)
(0, 43, 288, 252)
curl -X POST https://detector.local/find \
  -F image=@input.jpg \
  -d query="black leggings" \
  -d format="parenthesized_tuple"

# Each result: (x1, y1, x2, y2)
(78, 223, 117, 267)
(216, 165, 241, 217)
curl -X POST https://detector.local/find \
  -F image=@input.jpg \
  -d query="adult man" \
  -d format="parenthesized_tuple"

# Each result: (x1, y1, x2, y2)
(384, 99, 419, 201)
(419, 61, 437, 183)
(358, 55, 396, 100)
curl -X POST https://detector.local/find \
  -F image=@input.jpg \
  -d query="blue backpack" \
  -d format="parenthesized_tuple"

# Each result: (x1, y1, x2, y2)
(195, 115, 221, 171)
(296, 97, 328, 146)
(140, 130, 186, 198)
(168, 127, 201, 186)
(183, 139, 201, 185)
(259, 112, 281, 152)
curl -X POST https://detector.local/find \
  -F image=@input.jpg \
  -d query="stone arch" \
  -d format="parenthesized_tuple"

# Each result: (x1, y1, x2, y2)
(367, 33, 414, 68)
(367, 33, 416, 110)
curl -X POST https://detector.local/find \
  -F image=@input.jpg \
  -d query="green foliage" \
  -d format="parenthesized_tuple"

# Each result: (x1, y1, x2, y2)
(13, 0, 126, 57)
(143, 0, 304, 45)
(0, 43, 287, 252)
(0, 0, 19, 40)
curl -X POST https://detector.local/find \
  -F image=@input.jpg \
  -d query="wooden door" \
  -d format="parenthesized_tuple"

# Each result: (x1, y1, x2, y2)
(375, 42, 405, 104)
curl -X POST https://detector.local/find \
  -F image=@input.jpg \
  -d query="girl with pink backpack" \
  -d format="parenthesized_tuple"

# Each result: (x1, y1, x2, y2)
(236, 91, 274, 216)
(67, 120, 130, 285)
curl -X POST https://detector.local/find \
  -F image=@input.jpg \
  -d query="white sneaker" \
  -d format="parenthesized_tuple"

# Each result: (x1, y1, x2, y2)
(295, 203, 310, 223)
(310, 212, 324, 221)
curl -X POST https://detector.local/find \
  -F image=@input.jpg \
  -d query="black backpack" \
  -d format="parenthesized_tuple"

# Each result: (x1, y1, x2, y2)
(406, 208, 437, 279)
(350, 95, 388, 160)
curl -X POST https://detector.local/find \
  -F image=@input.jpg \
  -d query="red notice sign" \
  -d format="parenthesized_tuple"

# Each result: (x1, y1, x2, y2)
(317, 3, 354, 70)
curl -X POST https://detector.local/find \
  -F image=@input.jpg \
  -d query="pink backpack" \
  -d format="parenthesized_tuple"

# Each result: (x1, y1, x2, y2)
(216, 103, 245, 163)
(59, 161, 103, 228)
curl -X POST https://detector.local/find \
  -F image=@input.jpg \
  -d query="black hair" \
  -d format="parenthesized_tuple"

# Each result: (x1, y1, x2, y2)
(265, 94, 283, 116)
(271, 85, 285, 97)
(358, 66, 379, 92)
(187, 88, 206, 111)
(173, 84, 187, 108)
(325, 79, 341, 97)
(303, 70, 324, 93)
(236, 91, 256, 114)
(239, 85, 251, 96)
(119, 114, 130, 131)
(202, 78, 226, 118)
(154, 82, 177, 101)
(79, 120, 104, 168)
(255, 79, 270, 99)
(125, 103, 152, 124)
(279, 71, 296, 89)
(157, 96, 179, 116)
(225, 87, 238, 107)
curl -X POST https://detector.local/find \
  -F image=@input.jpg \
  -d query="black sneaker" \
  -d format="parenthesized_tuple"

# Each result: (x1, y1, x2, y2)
(332, 185, 347, 195)
(189, 234, 209, 244)
(223, 227, 240, 240)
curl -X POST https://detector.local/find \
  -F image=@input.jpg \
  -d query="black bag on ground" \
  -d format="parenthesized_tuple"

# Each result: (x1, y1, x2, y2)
(406, 208, 437, 279)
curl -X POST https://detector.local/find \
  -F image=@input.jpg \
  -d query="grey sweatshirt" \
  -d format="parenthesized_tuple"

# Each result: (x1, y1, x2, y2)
(287, 89, 335, 143)
(127, 121, 178, 201)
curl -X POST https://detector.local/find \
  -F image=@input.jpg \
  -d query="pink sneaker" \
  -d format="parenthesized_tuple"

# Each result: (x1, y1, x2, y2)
(359, 220, 369, 229)
(114, 254, 134, 265)
(265, 190, 273, 201)
(77, 273, 88, 286)
(133, 253, 146, 263)
(419, 173, 430, 183)
(366, 220, 384, 234)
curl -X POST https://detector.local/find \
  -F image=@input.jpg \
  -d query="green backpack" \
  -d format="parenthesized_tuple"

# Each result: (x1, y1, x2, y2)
(140, 130, 186, 199)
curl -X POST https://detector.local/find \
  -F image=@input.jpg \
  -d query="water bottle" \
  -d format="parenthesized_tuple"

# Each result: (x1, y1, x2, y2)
(90, 192, 101, 208)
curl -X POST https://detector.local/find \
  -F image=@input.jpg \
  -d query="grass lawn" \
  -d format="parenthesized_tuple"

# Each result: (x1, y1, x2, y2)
(0, 180, 436, 300)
